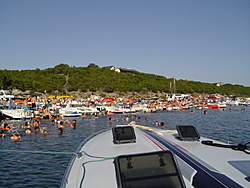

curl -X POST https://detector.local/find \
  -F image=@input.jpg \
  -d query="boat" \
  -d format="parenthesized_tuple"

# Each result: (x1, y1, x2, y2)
(60, 122, 250, 188)
(105, 107, 125, 114)
(196, 104, 209, 110)
(0, 108, 34, 119)
(202, 103, 219, 109)
(217, 102, 227, 108)
(59, 107, 82, 117)
(77, 107, 100, 115)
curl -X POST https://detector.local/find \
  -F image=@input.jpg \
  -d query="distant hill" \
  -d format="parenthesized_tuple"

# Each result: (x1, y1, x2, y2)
(0, 63, 249, 97)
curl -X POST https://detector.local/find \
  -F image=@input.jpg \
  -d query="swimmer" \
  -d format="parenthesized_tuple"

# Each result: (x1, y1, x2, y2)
(58, 121, 65, 127)
(41, 127, 47, 134)
(22, 122, 27, 129)
(34, 120, 40, 133)
(70, 120, 77, 128)
(160, 122, 165, 128)
(10, 131, 21, 141)
(58, 127, 63, 134)
(3, 122, 15, 130)
(58, 121, 65, 134)
(109, 117, 113, 123)
(51, 120, 56, 125)
(25, 128, 32, 134)
(155, 121, 160, 126)
(0, 130, 7, 139)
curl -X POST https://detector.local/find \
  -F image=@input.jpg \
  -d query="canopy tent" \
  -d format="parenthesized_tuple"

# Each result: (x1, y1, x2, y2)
(102, 97, 115, 101)
(48, 96, 74, 99)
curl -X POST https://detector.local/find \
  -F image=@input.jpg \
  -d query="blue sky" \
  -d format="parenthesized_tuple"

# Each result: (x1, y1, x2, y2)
(1, 0, 249, 86)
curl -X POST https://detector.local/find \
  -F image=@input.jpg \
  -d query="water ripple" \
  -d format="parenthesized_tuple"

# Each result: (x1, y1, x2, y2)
(0, 106, 249, 187)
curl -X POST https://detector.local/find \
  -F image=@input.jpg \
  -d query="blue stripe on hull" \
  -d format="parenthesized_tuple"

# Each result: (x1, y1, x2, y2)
(141, 130, 243, 188)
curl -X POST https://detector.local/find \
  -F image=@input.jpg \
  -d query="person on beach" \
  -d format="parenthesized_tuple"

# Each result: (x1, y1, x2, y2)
(122, 97, 128, 108)
(31, 96, 37, 110)
(51, 97, 58, 112)
(90, 93, 95, 102)
(38, 107, 51, 119)
(23, 98, 29, 117)
(128, 96, 134, 110)
(90, 93, 96, 107)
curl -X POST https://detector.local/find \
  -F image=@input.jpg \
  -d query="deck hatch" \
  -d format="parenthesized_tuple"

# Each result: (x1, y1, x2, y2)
(176, 125, 200, 141)
(114, 150, 186, 188)
(112, 126, 136, 144)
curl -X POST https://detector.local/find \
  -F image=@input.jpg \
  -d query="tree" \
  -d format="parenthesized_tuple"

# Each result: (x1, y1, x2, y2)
(54, 63, 70, 68)
(87, 63, 99, 68)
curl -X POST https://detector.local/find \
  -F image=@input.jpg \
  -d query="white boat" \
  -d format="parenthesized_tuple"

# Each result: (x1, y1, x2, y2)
(105, 107, 125, 114)
(60, 122, 250, 188)
(217, 102, 227, 108)
(59, 108, 82, 117)
(77, 107, 100, 115)
(0, 109, 34, 119)
(133, 105, 157, 113)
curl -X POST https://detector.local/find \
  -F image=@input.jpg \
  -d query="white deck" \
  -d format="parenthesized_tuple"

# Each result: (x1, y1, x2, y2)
(64, 129, 164, 188)
(61, 125, 250, 188)
(149, 127, 250, 188)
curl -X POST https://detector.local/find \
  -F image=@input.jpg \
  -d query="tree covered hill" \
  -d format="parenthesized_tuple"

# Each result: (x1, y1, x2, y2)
(0, 63, 249, 97)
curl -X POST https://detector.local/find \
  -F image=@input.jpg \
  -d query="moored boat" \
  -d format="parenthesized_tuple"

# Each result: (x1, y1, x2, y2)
(217, 102, 227, 108)
(59, 107, 82, 117)
(60, 122, 250, 188)
(203, 103, 219, 108)
(0, 109, 34, 119)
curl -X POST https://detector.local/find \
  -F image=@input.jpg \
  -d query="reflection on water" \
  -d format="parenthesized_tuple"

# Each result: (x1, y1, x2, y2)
(0, 106, 249, 187)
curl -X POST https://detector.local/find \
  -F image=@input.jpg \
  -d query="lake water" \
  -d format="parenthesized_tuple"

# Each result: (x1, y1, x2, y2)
(0, 106, 249, 188)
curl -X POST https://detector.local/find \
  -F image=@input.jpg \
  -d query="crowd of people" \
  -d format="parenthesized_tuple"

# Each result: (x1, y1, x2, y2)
(1, 109, 165, 141)
(0, 93, 247, 141)
(0, 118, 78, 141)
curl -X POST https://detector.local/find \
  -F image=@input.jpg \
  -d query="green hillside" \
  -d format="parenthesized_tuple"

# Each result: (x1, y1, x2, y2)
(0, 63, 249, 97)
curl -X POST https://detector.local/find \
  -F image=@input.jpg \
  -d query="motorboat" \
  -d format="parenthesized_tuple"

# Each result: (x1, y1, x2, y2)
(77, 107, 100, 115)
(217, 102, 227, 108)
(0, 109, 34, 119)
(60, 122, 250, 188)
(203, 103, 219, 109)
(196, 104, 209, 110)
(59, 107, 82, 117)
(105, 107, 125, 114)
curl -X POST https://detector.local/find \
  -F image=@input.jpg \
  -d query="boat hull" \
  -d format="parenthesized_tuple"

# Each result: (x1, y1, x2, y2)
(61, 124, 250, 188)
